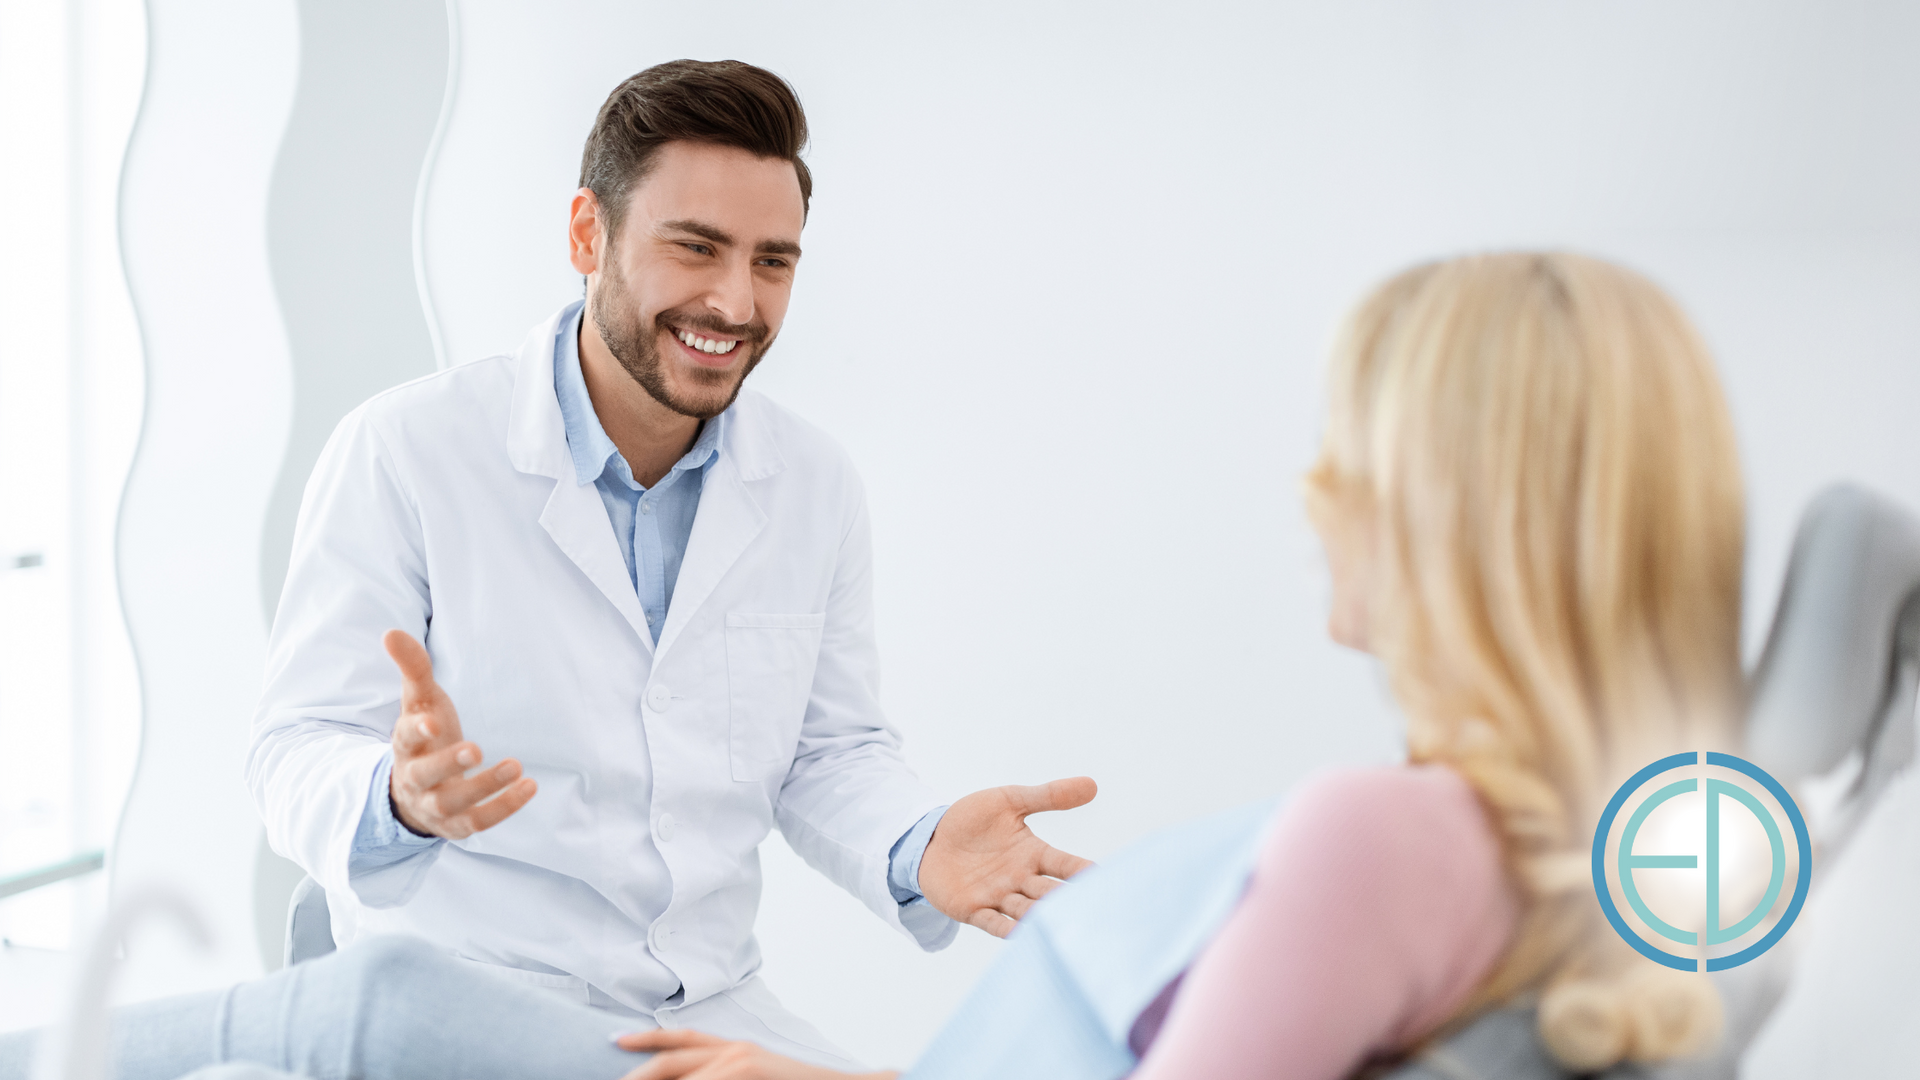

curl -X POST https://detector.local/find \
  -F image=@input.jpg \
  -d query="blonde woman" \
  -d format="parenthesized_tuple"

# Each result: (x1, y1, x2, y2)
(1283, 250, 1743, 1076)
(0, 252, 1738, 1080)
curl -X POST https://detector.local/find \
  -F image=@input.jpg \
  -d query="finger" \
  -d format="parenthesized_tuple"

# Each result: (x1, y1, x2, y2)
(459, 776, 536, 833)
(1018, 875, 1064, 901)
(617, 1029, 727, 1052)
(622, 1047, 723, 1080)
(999, 892, 1035, 920)
(401, 740, 487, 789)
(389, 698, 447, 755)
(383, 632, 461, 751)
(1004, 776, 1098, 817)
(382, 629, 434, 687)
(1038, 844, 1095, 881)
(966, 907, 1018, 939)
(413, 756, 521, 817)
(392, 711, 439, 757)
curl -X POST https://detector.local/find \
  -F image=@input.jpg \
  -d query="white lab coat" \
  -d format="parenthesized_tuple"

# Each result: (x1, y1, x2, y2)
(248, 306, 952, 1021)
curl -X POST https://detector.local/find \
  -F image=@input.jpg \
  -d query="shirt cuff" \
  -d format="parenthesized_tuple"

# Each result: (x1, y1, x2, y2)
(887, 805, 949, 905)
(349, 750, 443, 876)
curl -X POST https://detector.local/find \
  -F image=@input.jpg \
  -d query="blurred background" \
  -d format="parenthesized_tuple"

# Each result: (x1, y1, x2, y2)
(0, 0, 1914, 1074)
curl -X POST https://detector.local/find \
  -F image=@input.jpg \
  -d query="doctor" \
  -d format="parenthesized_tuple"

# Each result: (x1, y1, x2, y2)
(248, 59, 1095, 1065)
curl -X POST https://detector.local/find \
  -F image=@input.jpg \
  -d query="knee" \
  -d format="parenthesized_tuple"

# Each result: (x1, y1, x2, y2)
(264, 935, 459, 1069)
(325, 934, 452, 1002)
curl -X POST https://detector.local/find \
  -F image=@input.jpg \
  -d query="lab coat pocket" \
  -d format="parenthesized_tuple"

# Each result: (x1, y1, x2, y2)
(725, 612, 827, 781)
(455, 956, 591, 1005)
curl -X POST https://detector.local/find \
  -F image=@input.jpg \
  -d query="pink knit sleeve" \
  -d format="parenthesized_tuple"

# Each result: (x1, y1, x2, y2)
(1128, 765, 1519, 1080)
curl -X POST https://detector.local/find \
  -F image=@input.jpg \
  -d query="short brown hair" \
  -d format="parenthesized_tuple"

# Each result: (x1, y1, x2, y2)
(579, 59, 812, 235)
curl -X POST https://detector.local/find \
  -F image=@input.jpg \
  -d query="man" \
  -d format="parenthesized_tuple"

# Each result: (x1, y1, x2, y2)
(249, 59, 1094, 1067)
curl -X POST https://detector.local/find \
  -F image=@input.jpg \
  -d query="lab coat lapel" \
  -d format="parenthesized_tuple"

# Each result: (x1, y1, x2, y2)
(656, 455, 764, 661)
(506, 306, 655, 654)
(539, 479, 655, 653)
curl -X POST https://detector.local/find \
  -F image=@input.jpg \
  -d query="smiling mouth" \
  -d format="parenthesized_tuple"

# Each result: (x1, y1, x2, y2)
(672, 326, 740, 356)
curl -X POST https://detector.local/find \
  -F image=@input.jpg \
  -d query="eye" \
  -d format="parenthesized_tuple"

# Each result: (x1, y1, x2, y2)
(681, 242, 713, 256)
(755, 257, 790, 269)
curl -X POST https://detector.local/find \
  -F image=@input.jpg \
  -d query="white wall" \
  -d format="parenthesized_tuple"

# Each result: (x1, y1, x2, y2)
(109, 0, 453, 994)
(418, 0, 1920, 1069)
(251, 0, 449, 972)
(0, 0, 144, 956)
(110, 0, 297, 1000)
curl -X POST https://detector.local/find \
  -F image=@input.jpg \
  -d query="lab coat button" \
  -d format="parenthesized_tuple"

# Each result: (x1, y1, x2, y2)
(647, 685, 671, 712)
(656, 813, 676, 843)
(651, 924, 671, 951)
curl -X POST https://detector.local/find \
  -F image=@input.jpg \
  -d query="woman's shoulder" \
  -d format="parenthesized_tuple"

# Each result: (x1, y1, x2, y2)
(1258, 763, 1510, 905)
(1245, 763, 1519, 1042)
(1283, 762, 1492, 828)
(1285, 759, 1485, 813)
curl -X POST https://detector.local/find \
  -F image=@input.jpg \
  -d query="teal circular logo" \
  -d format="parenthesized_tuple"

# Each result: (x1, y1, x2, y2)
(1591, 752, 1811, 971)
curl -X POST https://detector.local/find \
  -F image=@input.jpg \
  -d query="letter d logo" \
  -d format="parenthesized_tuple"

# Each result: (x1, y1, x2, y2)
(1592, 752, 1811, 971)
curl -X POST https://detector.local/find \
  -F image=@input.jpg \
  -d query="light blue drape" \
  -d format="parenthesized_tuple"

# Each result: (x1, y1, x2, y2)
(906, 796, 1283, 1080)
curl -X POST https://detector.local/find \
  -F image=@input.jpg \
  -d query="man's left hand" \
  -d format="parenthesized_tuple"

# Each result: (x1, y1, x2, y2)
(615, 1030, 894, 1080)
(917, 776, 1098, 937)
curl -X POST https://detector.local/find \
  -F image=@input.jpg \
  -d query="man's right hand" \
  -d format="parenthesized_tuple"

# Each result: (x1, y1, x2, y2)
(383, 629, 537, 839)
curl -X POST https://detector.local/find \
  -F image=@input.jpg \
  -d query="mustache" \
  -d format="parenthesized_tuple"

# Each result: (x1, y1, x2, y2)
(656, 310, 771, 348)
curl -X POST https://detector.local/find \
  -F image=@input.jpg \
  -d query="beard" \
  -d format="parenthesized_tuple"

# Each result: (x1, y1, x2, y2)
(589, 257, 774, 420)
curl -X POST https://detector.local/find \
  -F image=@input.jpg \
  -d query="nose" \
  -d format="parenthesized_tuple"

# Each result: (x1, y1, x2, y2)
(706, 257, 755, 328)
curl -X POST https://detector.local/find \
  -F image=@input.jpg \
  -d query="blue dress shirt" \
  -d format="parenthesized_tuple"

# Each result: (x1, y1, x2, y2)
(349, 302, 946, 911)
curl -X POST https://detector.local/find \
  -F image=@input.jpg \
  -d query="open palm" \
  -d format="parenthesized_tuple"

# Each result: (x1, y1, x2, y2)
(917, 777, 1097, 937)
(383, 629, 536, 838)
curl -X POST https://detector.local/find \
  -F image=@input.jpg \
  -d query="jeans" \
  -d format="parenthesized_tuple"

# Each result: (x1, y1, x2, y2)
(0, 937, 653, 1080)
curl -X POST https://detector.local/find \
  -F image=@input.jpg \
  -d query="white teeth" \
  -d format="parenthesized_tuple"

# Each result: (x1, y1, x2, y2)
(676, 329, 737, 355)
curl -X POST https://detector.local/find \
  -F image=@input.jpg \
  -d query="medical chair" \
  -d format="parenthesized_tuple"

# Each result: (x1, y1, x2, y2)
(1386, 482, 1920, 1080)
(283, 484, 1920, 1079)
(283, 876, 333, 968)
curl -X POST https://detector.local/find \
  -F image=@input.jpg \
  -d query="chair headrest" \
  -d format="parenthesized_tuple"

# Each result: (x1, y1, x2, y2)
(1746, 483, 1920, 779)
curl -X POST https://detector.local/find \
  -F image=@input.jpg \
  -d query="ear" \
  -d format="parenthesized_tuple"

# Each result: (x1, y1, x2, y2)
(568, 188, 604, 276)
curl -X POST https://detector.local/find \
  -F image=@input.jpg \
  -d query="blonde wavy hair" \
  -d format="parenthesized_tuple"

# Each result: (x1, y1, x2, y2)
(1304, 252, 1745, 1071)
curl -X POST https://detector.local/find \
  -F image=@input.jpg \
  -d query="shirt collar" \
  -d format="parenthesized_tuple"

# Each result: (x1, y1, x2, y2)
(553, 300, 728, 490)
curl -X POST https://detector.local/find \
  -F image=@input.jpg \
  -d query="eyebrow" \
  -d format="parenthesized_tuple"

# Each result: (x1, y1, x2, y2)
(658, 218, 801, 259)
